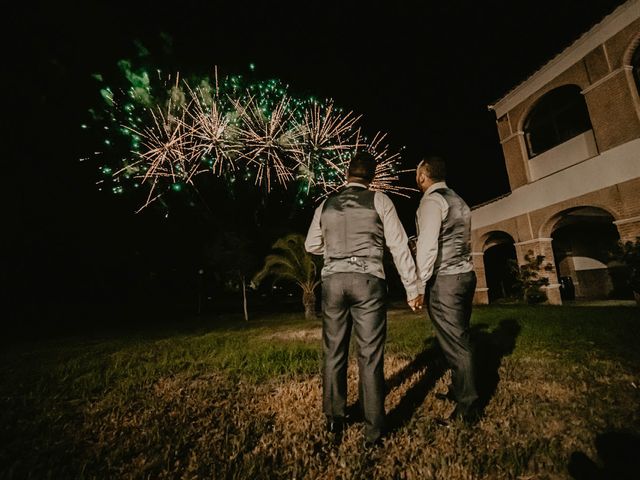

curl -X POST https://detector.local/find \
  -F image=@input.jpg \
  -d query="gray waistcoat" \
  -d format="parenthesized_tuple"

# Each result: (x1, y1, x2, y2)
(320, 186, 384, 277)
(433, 188, 472, 275)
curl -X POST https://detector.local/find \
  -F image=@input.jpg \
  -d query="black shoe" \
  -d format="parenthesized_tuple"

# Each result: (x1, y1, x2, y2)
(452, 405, 481, 425)
(326, 417, 345, 435)
(435, 406, 481, 427)
(363, 437, 383, 450)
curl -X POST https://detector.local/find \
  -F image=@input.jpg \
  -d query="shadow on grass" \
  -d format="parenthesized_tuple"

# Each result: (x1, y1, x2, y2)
(341, 338, 445, 426)
(569, 431, 640, 480)
(472, 318, 521, 412)
(377, 318, 521, 435)
(384, 338, 448, 434)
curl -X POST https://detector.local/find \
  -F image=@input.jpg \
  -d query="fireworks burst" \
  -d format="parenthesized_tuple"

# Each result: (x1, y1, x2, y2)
(365, 133, 417, 198)
(233, 95, 299, 191)
(184, 84, 239, 176)
(293, 102, 360, 194)
(88, 63, 413, 212)
(119, 104, 200, 212)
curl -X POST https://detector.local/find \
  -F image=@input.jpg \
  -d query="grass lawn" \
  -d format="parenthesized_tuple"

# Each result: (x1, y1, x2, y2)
(1, 305, 639, 479)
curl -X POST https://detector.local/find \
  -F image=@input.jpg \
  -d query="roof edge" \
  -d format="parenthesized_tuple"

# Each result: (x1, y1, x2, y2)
(488, 0, 640, 117)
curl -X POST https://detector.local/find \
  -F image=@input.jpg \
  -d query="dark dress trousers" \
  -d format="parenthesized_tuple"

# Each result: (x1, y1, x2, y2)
(422, 187, 478, 413)
(305, 184, 418, 443)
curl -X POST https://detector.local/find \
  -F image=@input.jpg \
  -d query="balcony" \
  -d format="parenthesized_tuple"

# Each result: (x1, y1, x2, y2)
(528, 130, 598, 181)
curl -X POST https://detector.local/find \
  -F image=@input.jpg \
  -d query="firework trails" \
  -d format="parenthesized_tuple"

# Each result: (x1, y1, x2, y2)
(87, 64, 414, 211)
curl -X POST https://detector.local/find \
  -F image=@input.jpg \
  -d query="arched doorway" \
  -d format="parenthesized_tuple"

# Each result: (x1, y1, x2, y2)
(483, 231, 518, 303)
(550, 206, 627, 299)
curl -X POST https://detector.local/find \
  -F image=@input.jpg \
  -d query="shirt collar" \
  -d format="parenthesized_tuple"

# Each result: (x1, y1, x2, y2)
(346, 181, 369, 189)
(425, 181, 447, 196)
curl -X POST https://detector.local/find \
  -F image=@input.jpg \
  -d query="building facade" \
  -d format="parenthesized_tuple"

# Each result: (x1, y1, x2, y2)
(472, 0, 640, 305)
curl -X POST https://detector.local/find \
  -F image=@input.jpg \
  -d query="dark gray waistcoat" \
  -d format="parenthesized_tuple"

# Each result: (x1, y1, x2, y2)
(433, 188, 472, 275)
(320, 186, 384, 276)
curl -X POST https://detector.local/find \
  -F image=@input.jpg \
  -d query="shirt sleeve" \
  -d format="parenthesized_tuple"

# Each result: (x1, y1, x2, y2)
(415, 193, 446, 291)
(304, 201, 326, 255)
(375, 192, 419, 300)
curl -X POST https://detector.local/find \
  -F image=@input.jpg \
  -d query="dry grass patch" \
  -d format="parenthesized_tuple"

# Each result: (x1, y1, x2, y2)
(1, 305, 639, 478)
(262, 328, 322, 342)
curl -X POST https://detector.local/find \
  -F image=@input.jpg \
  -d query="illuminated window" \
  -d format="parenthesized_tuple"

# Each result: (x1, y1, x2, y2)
(523, 85, 592, 158)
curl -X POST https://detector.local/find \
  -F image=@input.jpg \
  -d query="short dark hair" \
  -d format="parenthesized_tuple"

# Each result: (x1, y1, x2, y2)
(418, 156, 446, 181)
(348, 151, 377, 183)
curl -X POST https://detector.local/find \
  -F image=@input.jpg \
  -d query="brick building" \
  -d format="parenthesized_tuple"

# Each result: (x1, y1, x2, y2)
(472, 0, 640, 305)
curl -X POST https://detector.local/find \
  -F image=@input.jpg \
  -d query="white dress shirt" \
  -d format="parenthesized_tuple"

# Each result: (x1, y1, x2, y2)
(415, 181, 472, 292)
(305, 182, 419, 300)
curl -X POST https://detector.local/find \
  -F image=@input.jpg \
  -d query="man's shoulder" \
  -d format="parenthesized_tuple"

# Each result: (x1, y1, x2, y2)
(373, 190, 391, 201)
(373, 190, 396, 210)
(433, 187, 469, 208)
(315, 198, 328, 212)
(416, 193, 446, 220)
(420, 190, 446, 206)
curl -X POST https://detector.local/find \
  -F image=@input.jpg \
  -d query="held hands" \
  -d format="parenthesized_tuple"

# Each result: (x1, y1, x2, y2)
(407, 294, 424, 312)
(408, 236, 417, 259)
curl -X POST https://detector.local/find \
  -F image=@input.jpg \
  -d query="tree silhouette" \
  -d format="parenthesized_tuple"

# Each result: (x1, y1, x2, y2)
(252, 234, 321, 320)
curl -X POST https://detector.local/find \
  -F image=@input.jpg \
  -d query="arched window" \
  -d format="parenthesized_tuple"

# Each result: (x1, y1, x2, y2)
(523, 85, 592, 158)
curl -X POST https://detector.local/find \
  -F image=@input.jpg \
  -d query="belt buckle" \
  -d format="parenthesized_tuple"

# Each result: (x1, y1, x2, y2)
(348, 256, 367, 270)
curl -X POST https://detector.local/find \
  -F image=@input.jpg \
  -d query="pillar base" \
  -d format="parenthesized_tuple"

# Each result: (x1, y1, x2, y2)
(473, 288, 489, 305)
(544, 284, 563, 305)
(614, 216, 640, 244)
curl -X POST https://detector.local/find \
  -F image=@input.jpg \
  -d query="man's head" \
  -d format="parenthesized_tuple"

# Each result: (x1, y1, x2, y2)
(416, 156, 446, 192)
(347, 151, 377, 185)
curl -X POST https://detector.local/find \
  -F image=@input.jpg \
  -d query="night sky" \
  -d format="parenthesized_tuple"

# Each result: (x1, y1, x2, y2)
(7, 0, 627, 325)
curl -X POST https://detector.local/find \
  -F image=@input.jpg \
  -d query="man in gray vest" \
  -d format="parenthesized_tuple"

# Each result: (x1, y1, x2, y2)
(413, 156, 479, 423)
(305, 152, 420, 447)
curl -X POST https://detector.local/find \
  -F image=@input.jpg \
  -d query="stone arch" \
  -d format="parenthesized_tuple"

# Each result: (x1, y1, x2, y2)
(622, 30, 640, 67)
(474, 225, 518, 253)
(519, 85, 593, 159)
(541, 206, 627, 300)
(480, 231, 518, 303)
(538, 204, 622, 239)
(622, 30, 640, 116)
(516, 82, 591, 133)
(480, 230, 515, 252)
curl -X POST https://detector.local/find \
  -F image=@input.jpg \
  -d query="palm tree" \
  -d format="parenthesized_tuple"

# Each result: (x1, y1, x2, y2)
(252, 233, 321, 320)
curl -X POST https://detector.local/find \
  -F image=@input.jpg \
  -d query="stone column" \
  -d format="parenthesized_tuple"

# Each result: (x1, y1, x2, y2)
(614, 216, 640, 244)
(614, 217, 640, 305)
(472, 252, 489, 305)
(514, 238, 562, 305)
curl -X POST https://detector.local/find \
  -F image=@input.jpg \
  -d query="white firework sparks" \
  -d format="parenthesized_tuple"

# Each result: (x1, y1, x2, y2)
(99, 69, 413, 211)
(360, 132, 416, 198)
(117, 104, 201, 211)
(184, 83, 241, 176)
(233, 95, 300, 191)
(294, 101, 360, 193)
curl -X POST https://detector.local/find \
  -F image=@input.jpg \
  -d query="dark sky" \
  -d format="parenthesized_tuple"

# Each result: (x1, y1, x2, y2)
(6, 0, 628, 319)
(13, 0, 627, 203)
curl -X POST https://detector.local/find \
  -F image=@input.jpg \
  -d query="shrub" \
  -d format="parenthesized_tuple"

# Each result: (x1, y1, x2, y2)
(509, 250, 554, 304)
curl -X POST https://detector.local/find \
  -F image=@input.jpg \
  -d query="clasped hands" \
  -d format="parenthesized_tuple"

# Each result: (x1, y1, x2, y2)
(407, 294, 424, 312)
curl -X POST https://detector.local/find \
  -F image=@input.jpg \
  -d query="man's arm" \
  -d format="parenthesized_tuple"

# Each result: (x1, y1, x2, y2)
(375, 193, 419, 301)
(415, 195, 444, 292)
(304, 201, 325, 255)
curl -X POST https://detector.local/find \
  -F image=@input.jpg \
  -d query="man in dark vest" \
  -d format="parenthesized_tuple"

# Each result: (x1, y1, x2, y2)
(413, 156, 479, 423)
(305, 152, 420, 447)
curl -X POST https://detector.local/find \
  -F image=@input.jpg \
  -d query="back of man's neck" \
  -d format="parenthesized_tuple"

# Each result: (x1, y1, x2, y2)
(347, 178, 370, 187)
